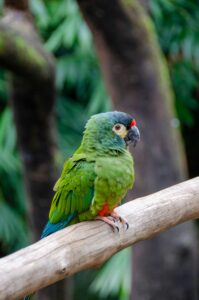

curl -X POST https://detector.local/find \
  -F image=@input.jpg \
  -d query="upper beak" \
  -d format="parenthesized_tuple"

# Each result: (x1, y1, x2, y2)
(124, 126, 140, 147)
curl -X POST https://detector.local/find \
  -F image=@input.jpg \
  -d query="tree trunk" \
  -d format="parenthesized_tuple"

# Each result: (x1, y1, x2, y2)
(0, 1, 70, 299)
(77, 0, 198, 299)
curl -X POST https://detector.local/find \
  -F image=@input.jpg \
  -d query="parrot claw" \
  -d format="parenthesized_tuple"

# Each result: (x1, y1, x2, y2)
(110, 211, 129, 231)
(95, 216, 120, 232)
(124, 221, 129, 231)
(114, 224, 120, 233)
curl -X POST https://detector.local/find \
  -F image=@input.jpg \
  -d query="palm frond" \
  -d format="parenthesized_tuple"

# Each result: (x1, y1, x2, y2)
(0, 200, 28, 252)
(90, 248, 132, 300)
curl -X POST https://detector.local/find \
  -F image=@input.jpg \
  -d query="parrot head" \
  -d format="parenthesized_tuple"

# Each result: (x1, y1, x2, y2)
(81, 111, 140, 153)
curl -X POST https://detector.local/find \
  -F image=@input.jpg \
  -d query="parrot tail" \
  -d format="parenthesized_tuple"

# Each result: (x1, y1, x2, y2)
(41, 212, 77, 238)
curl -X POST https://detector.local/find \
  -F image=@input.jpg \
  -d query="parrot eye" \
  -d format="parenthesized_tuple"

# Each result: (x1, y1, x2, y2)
(115, 124, 121, 130)
(112, 123, 127, 138)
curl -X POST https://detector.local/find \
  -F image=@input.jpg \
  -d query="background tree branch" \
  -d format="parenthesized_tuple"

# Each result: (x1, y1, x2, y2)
(0, 5, 54, 82)
(0, 22, 54, 82)
(0, 177, 198, 300)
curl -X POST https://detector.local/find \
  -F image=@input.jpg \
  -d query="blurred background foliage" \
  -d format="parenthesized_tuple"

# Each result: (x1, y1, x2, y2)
(0, 0, 198, 299)
(29, 0, 111, 158)
(151, 0, 199, 127)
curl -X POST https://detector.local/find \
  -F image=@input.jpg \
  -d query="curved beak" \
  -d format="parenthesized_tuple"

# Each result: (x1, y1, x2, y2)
(124, 126, 140, 147)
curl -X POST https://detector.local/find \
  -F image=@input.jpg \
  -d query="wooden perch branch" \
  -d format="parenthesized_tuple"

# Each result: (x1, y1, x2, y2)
(0, 177, 199, 300)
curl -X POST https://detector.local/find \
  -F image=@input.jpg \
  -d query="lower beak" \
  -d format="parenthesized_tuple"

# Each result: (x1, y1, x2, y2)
(124, 126, 140, 147)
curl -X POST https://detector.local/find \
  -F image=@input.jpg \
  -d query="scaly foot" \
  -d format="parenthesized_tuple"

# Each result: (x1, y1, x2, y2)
(95, 216, 119, 232)
(110, 211, 129, 230)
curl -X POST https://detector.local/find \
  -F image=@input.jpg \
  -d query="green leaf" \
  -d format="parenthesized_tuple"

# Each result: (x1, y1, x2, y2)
(30, 0, 50, 28)
(90, 248, 132, 300)
(0, 200, 28, 252)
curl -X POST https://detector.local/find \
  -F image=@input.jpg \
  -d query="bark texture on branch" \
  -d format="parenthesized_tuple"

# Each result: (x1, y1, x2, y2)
(0, 177, 198, 300)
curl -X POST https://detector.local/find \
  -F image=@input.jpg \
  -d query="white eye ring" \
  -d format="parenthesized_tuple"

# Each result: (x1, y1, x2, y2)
(115, 124, 122, 131)
(112, 123, 127, 137)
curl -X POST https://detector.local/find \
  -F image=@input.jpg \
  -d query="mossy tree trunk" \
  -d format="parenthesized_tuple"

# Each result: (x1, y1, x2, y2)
(0, 1, 69, 299)
(77, 0, 198, 299)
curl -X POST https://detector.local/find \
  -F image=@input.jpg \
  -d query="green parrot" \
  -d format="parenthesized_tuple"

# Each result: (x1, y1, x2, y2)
(24, 111, 140, 300)
(42, 111, 140, 236)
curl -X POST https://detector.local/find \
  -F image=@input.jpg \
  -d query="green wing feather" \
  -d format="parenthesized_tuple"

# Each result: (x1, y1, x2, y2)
(49, 153, 96, 224)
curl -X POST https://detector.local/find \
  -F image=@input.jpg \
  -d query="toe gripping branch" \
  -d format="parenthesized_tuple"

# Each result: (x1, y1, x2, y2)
(96, 211, 129, 232)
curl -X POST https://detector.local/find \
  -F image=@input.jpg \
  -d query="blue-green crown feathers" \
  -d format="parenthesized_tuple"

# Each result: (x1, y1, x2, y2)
(80, 111, 134, 154)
